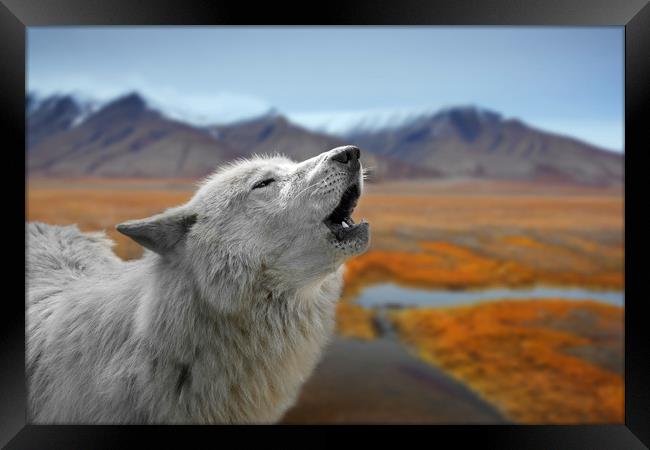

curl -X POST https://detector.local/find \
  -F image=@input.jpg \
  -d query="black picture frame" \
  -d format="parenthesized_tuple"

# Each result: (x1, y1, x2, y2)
(2, 0, 648, 448)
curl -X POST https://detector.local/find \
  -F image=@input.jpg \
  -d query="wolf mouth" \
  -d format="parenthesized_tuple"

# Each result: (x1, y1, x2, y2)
(323, 182, 366, 241)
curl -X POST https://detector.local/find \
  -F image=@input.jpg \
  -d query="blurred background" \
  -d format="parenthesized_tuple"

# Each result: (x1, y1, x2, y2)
(26, 26, 624, 424)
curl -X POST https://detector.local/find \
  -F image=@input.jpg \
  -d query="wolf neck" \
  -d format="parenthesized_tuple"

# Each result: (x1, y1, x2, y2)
(134, 252, 341, 423)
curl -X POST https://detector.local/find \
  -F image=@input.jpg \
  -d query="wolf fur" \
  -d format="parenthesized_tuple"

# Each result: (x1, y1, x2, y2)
(26, 147, 369, 424)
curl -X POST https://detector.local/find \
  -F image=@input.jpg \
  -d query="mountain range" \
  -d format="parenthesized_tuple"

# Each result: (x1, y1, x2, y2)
(26, 91, 623, 185)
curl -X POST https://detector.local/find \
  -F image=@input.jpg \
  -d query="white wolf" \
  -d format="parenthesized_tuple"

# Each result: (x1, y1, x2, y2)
(26, 146, 370, 424)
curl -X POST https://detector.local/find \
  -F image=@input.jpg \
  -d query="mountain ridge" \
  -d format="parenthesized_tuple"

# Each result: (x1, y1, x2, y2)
(26, 91, 623, 185)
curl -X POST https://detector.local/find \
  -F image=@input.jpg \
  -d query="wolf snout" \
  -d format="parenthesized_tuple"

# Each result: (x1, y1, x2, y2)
(330, 145, 361, 170)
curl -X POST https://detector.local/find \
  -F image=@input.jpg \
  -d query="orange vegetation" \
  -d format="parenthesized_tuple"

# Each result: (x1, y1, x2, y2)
(342, 237, 622, 300)
(335, 302, 377, 340)
(340, 179, 623, 297)
(390, 300, 624, 424)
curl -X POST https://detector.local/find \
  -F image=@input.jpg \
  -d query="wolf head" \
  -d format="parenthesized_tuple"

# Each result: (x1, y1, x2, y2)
(117, 146, 370, 312)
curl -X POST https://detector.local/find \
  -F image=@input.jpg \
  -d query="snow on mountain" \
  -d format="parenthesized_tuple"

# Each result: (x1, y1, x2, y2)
(289, 106, 622, 153)
(27, 89, 273, 128)
(28, 90, 107, 128)
(286, 105, 505, 137)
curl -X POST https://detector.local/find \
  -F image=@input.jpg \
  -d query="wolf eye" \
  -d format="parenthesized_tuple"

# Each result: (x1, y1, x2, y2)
(252, 178, 276, 190)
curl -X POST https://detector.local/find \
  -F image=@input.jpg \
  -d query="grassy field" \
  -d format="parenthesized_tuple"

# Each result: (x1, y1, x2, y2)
(342, 179, 622, 296)
(27, 178, 197, 260)
(27, 177, 624, 423)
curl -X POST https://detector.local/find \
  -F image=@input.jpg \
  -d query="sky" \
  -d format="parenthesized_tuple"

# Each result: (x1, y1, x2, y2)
(27, 27, 624, 152)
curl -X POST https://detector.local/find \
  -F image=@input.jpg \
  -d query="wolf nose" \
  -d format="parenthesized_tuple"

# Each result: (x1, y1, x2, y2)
(331, 146, 361, 164)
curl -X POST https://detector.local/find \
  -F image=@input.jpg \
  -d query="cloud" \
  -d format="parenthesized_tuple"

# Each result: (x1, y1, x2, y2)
(288, 106, 440, 135)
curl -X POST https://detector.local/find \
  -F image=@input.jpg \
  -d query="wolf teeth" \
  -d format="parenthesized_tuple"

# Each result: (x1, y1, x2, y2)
(342, 222, 349, 228)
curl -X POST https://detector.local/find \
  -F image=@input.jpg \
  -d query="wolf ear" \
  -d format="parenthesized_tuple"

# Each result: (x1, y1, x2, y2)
(116, 207, 198, 255)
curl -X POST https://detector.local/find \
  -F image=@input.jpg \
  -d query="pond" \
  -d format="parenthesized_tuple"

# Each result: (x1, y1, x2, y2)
(354, 283, 624, 308)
